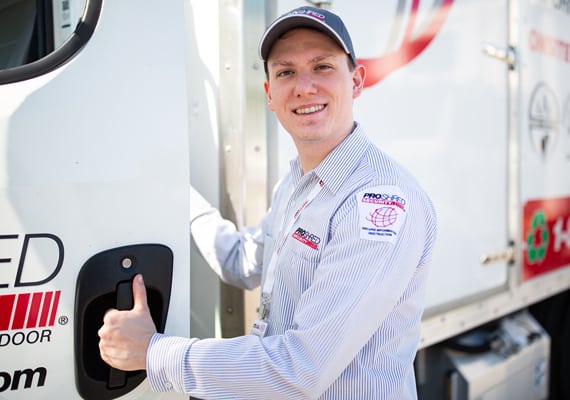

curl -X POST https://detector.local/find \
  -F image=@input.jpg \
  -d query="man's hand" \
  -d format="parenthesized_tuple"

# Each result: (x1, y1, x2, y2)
(98, 274, 157, 371)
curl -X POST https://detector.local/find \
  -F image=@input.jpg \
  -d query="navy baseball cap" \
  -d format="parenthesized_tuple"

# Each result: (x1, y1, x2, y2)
(259, 6, 356, 66)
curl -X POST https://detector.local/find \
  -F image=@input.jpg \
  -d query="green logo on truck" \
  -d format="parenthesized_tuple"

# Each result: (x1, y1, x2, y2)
(527, 210, 549, 263)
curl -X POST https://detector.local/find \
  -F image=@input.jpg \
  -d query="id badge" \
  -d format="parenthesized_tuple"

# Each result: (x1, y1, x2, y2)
(249, 319, 268, 338)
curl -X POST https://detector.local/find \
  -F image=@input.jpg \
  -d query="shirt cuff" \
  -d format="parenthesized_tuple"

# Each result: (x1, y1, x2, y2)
(146, 333, 199, 393)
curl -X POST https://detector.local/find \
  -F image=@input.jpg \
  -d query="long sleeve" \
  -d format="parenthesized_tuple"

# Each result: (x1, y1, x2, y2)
(190, 186, 263, 290)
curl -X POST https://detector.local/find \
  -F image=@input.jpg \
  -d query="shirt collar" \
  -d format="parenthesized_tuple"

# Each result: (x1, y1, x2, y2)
(289, 122, 370, 194)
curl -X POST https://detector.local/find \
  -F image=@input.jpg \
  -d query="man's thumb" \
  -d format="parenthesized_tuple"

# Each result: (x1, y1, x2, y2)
(132, 274, 149, 311)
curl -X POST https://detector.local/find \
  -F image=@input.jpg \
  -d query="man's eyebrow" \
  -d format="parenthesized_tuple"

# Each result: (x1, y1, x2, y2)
(269, 60, 295, 68)
(269, 54, 337, 68)
(310, 54, 336, 63)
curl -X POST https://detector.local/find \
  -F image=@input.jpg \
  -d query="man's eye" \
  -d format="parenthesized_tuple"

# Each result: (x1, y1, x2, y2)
(315, 64, 332, 71)
(276, 70, 293, 78)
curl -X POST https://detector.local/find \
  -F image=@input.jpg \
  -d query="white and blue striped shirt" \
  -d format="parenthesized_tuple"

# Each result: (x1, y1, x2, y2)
(147, 123, 437, 399)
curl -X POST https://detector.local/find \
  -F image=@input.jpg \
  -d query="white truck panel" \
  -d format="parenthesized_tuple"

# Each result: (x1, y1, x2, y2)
(0, 0, 192, 398)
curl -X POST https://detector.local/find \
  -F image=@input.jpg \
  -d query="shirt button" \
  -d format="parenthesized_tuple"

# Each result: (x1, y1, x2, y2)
(165, 382, 173, 390)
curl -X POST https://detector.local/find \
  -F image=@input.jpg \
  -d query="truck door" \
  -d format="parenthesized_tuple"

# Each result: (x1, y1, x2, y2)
(0, 0, 191, 398)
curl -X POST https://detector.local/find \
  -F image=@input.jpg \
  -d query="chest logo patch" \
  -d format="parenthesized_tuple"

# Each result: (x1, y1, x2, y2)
(358, 186, 407, 243)
(292, 227, 320, 250)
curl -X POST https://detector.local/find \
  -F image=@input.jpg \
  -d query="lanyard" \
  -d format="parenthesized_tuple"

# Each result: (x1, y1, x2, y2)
(258, 179, 325, 321)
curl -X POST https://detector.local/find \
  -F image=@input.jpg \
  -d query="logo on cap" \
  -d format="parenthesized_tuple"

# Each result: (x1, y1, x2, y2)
(287, 8, 326, 21)
(288, 8, 326, 22)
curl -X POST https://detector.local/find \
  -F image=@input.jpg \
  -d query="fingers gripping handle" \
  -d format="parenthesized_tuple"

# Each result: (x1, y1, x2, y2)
(75, 244, 173, 399)
(107, 281, 133, 389)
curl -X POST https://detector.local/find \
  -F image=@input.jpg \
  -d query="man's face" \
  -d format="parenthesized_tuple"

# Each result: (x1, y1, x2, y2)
(264, 28, 365, 151)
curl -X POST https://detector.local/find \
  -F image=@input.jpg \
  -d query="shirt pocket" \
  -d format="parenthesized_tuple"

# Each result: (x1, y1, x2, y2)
(288, 224, 323, 263)
(277, 236, 322, 294)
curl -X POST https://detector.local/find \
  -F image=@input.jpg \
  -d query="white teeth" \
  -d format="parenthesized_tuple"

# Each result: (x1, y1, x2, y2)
(295, 105, 325, 114)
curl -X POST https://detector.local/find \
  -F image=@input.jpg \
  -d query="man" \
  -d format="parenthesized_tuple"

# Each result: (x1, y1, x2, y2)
(99, 6, 437, 399)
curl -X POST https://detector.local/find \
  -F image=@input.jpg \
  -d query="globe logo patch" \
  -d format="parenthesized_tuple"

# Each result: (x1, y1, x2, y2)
(367, 207, 398, 228)
(358, 186, 407, 243)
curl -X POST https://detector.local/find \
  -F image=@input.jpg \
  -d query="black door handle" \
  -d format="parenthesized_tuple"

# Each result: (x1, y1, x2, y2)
(107, 280, 134, 389)
(74, 244, 173, 399)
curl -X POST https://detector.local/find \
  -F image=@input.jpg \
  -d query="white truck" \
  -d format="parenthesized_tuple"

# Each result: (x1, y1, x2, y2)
(0, 0, 568, 399)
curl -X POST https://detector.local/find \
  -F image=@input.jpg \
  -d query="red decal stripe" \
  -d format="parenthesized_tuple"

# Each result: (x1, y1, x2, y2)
(359, 0, 454, 88)
(39, 291, 53, 327)
(1, 291, 62, 331)
(0, 294, 16, 330)
(12, 293, 31, 330)
(26, 292, 43, 329)
(49, 291, 61, 326)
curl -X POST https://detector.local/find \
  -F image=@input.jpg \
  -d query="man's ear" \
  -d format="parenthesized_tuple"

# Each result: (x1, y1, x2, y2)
(264, 81, 274, 110)
(352, 64, 366, 99)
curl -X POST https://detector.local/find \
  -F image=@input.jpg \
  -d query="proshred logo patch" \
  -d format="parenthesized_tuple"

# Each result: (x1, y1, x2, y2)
(0, 291, 61, 331)
(292, 227, 320, 250)
(358, 186, 407, 243)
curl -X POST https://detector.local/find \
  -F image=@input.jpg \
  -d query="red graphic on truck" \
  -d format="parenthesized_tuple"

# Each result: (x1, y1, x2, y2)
(0, 233, 65, 350)
(522, 197, 570, 280)
(0, 291, 61, 331)
(358, 0, 454, 87)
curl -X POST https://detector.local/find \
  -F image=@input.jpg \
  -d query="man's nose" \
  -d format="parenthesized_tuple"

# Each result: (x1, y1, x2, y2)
(294, 72, 317, 97)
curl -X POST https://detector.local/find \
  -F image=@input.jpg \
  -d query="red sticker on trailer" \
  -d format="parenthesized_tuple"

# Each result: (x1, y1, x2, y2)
(358, 0, 454, 87)
(522, 197, 570, 280)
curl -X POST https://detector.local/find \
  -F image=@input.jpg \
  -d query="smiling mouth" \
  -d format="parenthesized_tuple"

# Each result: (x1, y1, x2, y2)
(295, 105, 326, 115)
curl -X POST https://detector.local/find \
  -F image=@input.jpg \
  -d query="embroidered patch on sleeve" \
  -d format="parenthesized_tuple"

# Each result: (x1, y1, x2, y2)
(357, 186, 407, 243)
